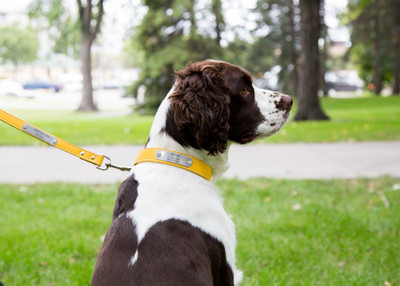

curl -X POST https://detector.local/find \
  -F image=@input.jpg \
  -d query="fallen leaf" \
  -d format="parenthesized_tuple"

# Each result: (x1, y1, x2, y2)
(368, 182, 375, 192)
(264, 197, 271, 203)
(18, 186, 28, 193)
(380, 193, 390, 208)
(292, 203, 301, 211)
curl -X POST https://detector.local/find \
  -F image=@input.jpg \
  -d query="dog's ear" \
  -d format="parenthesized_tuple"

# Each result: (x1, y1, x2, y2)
(169, 63, 230, 155)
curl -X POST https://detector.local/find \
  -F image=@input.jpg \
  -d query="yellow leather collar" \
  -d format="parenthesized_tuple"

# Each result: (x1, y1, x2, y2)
(134, 148, 212, 181)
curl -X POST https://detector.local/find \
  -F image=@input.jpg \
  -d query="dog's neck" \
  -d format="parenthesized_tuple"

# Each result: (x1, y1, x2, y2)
(145, 93, 230, 181)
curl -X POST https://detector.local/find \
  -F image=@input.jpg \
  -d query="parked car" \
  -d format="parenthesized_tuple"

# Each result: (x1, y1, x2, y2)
(58, 73, 82, 91)
(23, 80, 63, 92)
(0, 79, 24, 96)
(325, 70, 364, 95)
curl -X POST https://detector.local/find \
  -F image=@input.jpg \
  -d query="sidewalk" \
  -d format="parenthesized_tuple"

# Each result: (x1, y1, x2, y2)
(0, 141, 399, 184)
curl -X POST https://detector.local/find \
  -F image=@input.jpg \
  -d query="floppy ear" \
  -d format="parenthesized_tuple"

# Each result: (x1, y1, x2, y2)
(169, 63, 231, 156)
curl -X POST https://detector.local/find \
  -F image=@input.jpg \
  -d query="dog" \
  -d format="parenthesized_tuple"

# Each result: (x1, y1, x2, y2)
(91, 60, 292, 286)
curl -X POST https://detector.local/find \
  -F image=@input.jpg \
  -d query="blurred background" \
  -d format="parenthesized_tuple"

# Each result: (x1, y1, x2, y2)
(0, 0, 398, 116)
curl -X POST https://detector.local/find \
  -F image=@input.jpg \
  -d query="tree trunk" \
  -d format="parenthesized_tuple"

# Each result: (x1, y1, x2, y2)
(393, 0, 400, 95)
(373, 0, 383, 95)
(289, 3, 300, 98)
(294, 0, 329, 121)
(212, 0, 223, 47)
(78, 34, 98, 111)
(319, 0, 328, 96)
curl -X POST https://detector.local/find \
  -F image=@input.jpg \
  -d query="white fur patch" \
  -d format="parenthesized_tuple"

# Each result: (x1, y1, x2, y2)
(253, 85, 290, 137)
(127, 163, 241, 283)
(128, 251, 138, 267)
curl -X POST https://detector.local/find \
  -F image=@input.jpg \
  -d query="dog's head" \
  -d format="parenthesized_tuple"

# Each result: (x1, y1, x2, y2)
(165, 60, 292, 155)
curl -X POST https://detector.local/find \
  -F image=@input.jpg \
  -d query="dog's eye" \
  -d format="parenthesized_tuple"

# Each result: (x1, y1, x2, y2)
(240, 87, 249, 95)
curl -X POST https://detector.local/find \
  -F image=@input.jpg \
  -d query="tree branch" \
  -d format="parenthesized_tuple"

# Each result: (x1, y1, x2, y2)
(76, 0, 83, 20)
(92, 0, 104, 39)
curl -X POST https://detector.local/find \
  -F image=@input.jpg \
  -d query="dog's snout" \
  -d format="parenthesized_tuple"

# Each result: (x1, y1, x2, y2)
(282, 95, 293, 109)
(276, 95, 293, 111)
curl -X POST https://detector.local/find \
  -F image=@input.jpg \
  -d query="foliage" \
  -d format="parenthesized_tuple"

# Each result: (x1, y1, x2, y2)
(0, 177, 399, 284)
(345, 0, 400, 94)
(125, 0, 227, 112)
(0, 25, 39, 65)
(249, 0, 301, 96)
(0, 95, 399, 146)
(28, 0, 80, 58)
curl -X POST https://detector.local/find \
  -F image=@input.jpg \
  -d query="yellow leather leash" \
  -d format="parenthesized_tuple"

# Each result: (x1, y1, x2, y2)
(0, 109, 213, 180)
(0, 109, 131, 171)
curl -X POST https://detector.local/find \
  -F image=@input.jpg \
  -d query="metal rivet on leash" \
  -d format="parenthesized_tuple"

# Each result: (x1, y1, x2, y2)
(80, 151, 85, 156)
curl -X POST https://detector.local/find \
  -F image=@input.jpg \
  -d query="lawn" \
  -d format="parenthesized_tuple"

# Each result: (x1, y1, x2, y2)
(0, 96, 399, 146)
(1, 177, 399, 285)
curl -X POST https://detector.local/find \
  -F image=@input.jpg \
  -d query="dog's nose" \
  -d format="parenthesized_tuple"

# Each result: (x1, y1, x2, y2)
(276, 95, 293, 111)
(282, 95, 293, 110)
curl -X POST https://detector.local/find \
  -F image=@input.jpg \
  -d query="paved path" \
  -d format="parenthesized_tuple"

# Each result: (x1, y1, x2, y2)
(0, 141, 399, 184)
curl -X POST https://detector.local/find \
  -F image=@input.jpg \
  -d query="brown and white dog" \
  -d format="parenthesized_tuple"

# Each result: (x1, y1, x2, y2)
(91, 60, 292, 286)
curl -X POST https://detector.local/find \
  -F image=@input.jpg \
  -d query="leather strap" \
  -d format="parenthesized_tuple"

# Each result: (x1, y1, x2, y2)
(135, 148, 212, 181)
(0, 109, 105, 167)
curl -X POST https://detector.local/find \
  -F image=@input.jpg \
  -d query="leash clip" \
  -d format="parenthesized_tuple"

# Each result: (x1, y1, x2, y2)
(97, 155, 132, 172)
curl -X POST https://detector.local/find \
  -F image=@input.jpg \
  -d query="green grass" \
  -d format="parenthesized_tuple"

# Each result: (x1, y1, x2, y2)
(0, 110, 154, 146)
(1, 177, 399, 285)
(1, 96, 399, 146)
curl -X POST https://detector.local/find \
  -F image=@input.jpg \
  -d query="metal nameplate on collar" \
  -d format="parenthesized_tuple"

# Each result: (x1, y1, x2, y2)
(22, 123, 58, 146)
(155, 150, 193, 167)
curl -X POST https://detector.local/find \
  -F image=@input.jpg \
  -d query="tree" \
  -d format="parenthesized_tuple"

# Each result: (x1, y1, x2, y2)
(29, 0, 105, 111)
(249, 0, 301, 97)
(293, 0, 329, 121)
(319, 0, 328, 96)
(29, 0, 81, 58)
(76, 0, 104, 111)
(346, 0, 399, 95)
(126, 0, 225, 112)
(212, 0, 224, 47)
(391, 0, 400, 95)
(0, 25, 39, 67)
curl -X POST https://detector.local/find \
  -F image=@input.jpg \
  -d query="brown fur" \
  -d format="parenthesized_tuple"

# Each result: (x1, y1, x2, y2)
(169, 62, 231, 155)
